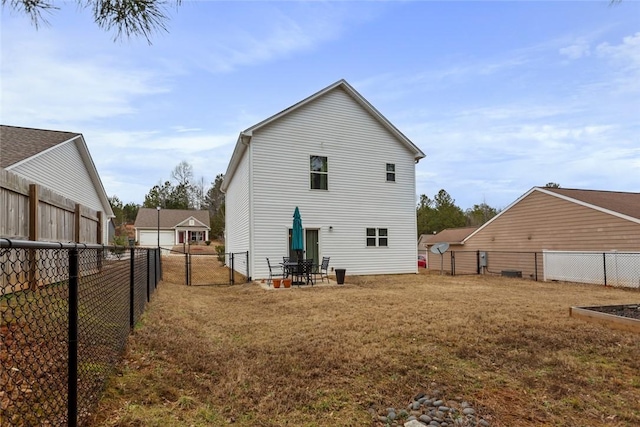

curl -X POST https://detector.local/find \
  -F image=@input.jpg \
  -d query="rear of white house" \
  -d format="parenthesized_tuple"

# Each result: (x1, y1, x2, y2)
(222, 80, 426, 280)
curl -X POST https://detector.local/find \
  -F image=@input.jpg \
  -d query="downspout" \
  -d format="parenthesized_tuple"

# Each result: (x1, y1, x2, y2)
(241, 132, 254, 281)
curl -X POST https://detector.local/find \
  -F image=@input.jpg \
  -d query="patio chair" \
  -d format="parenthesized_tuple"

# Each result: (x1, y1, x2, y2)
(294, 259, 315, 287)
(316, 256, 330, 283)
(266, 257, 284, 287)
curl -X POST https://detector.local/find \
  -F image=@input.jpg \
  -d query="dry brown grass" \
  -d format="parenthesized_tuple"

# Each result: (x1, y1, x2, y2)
(90, 268, 640, 427)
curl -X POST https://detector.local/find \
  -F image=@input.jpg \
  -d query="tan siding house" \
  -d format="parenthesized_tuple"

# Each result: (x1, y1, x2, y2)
(459, 187, 640, 280)
(418, 227, 477, 272)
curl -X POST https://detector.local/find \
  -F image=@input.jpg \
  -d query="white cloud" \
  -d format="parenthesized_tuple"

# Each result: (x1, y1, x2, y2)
(0, 28, 170, 126)
(595, 32, 640, 93)
(596, 32, 640, 67)
(559, 40, 591, 59)
(186, 4, 357, 74)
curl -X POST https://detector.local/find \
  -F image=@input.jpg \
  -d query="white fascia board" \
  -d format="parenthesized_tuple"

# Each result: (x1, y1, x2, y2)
(175, 216, 210, 229)
(73, 135, 115, 217)
(6, 134, 115, 218)
(221, 133, 251, 193)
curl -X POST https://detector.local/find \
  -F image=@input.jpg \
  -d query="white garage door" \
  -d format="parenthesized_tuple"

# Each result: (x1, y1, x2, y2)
(139, 230, 174, 247)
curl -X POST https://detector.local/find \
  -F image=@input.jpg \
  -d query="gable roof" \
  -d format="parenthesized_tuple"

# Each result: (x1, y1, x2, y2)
(134, 208, 211, 229)
(419, 226, 478, 247)
(222, 79, 426, 191)
(0, 125, 81, 168)
(463, 187, 640, 243)
(541, 187, 640, 221)
(1, 124, 114, 218)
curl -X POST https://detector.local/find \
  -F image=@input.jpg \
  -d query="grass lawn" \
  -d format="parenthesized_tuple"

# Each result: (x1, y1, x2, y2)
(90, 270, 640, 427)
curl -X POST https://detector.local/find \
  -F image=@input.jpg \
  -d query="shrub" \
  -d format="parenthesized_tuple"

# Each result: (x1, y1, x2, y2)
(215, 245, 225, 262)
(205, 240, 211, 246)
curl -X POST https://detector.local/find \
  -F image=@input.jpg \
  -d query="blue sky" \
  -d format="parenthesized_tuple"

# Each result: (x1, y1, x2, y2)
(1, 1, 639, 210)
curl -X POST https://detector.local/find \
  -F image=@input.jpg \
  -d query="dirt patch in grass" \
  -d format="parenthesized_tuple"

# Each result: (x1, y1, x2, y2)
(90, 270, 640, 427)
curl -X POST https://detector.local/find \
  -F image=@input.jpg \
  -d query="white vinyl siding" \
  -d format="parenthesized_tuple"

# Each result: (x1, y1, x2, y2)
(9, 140, 103, 212)
(225, 146, 251, 267)
(248, 87, 418, 278)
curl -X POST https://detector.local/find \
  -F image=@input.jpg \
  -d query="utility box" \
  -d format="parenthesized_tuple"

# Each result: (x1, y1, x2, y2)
(479, 251, 488, 267)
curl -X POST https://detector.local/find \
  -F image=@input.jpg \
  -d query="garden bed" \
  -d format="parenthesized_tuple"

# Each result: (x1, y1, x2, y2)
(570, 304, 640, 333)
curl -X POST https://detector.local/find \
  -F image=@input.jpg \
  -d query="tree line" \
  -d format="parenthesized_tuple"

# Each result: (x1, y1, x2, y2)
(417, 183, 560, 236)
(416, 189, 500, 236)
(109, 161, 225, 241)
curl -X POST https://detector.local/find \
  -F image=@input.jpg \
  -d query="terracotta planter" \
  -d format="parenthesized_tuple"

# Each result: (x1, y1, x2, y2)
(283, 278, 292, 288)
(273, 278, 281, 288)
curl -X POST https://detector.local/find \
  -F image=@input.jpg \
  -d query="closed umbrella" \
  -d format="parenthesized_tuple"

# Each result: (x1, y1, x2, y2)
(291, 206, 304, 261)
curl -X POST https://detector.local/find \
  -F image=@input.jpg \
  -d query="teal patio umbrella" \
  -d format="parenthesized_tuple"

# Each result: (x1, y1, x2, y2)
(292, 207, 304, 260)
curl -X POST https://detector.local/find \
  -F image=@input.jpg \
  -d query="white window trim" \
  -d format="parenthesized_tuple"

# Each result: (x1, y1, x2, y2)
(310, 155, 328, 190)
(366, 227, 388, 247)
(386, 163, 396, 182)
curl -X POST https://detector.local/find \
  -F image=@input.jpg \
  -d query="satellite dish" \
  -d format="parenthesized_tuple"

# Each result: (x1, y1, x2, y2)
(429, 242, 450, 275)
(430, 242, 450, 254)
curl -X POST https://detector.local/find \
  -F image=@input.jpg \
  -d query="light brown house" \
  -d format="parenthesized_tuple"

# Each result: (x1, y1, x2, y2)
(452, 187, 640, 279)
(418, 226, 477, 269)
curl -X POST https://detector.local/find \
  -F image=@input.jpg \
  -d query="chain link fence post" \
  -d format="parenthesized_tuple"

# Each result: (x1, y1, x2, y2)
(129, 246, 135, 329)
(68, 247, 78, 427)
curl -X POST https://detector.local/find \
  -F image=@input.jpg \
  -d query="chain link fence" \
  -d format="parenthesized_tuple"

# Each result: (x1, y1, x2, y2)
(448, 250, 640, 288)
(543, 251, 640, 288)
(159, 250, 249, 286)
(1, 239, 161, 426)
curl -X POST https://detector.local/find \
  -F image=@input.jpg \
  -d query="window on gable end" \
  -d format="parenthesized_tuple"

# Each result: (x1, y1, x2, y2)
(310, 156, 328, 190)
(386, 163, 395, 182)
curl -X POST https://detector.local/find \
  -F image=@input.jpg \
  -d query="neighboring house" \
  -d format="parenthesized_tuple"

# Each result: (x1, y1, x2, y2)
(463, 187, 640, 252)
(222, 79, 426, 279)
(448, 187, 640, 279)
(0, 125, 114, 243)
(418, 226, 478, 268)
(134, 208, 210, 248)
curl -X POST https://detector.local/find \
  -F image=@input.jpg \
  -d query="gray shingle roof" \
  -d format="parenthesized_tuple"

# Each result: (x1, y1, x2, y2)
(0, 125, 81, 168)
(543, 187, 640, 220)
(134, 208, 211, 229)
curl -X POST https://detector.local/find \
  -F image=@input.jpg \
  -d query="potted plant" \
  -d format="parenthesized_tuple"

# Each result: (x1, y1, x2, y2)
(283, 278, 292, 288)
(273, 278, 282, 288)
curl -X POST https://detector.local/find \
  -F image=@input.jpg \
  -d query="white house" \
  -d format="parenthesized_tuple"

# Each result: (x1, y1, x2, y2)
(222, 79, 426, 280)
(0, 125, 114, 243)
(134, 208, 210, 248)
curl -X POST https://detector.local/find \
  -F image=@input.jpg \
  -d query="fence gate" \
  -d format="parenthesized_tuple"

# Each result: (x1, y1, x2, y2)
(187, 251, 249, 286)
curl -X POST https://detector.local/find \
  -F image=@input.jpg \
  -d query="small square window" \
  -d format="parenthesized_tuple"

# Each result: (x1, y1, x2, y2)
(386, 163, 395, 182)
(366, 228, 388, 247)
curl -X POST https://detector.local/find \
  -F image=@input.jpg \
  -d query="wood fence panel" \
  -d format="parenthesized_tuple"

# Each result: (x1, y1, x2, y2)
(1, 169, 103, 293)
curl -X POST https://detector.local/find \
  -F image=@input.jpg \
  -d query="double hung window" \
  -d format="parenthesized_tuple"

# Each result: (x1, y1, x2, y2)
(310, 156, 328, 190)
(386, 163, 395, 182)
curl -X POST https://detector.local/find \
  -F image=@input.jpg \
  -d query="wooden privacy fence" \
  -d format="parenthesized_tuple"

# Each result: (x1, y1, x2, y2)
(1, 169, 104, 292)
(0, 169, 103, 243)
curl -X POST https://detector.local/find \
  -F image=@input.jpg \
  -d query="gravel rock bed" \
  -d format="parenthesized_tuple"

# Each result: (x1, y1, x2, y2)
(371, 385, 491, 427)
